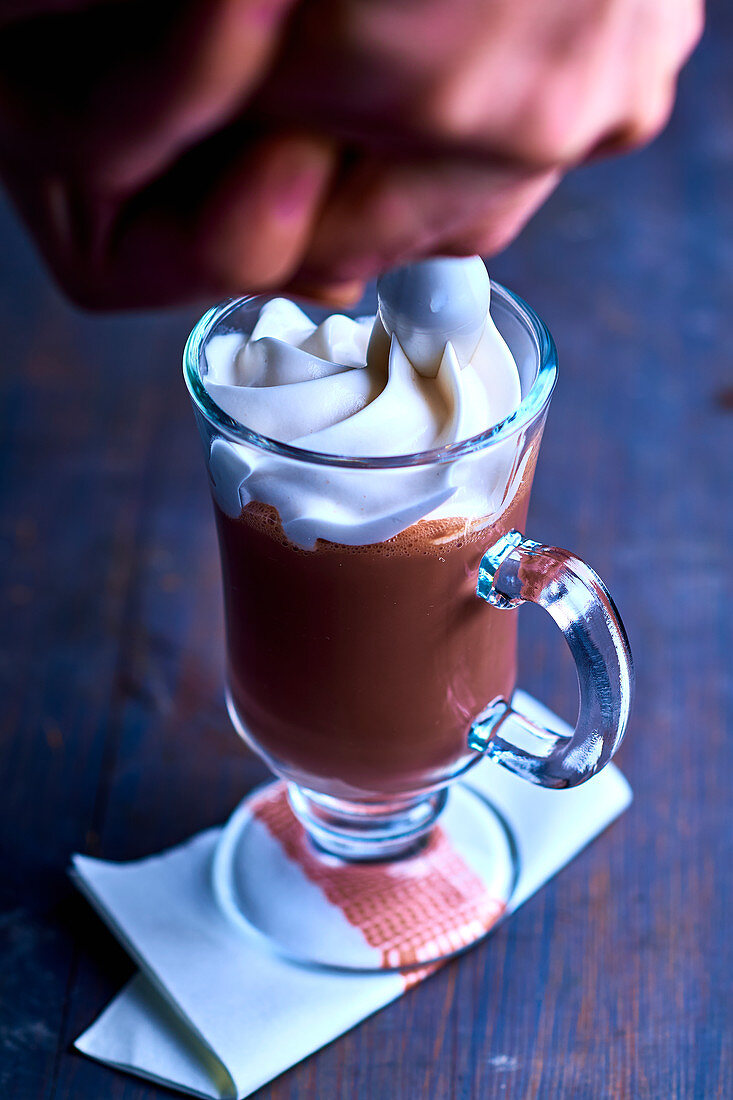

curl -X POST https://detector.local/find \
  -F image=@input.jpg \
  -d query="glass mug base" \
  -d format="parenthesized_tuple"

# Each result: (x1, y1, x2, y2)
(212, 780, 518, 970)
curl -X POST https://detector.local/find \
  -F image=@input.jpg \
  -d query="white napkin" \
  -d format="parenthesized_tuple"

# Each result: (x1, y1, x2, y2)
(72, 692, 632, 1099)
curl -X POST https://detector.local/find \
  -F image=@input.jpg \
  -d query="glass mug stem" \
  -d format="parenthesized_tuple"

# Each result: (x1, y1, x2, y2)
(287, 784, 449, 861)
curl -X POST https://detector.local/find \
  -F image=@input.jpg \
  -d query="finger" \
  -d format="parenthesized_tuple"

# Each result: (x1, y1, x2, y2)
(295, 153, 559, 287)
(0, 0, 297, 188)
(268, 0, 702, 174)
(436, 170, 561, 258)
(188, 133, 337, 300)
(95, 0, 300, 191)
(282, 278, 366, 308)
(419, 0, 703, 170)
(6, 132, 336, 309)
(588, 79, 677, 160)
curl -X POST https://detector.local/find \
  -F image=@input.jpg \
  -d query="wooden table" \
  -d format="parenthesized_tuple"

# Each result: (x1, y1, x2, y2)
(1, 7, 730, 1098)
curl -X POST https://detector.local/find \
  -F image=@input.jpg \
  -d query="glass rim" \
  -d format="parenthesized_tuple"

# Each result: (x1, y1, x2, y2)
(182, 280, 558, 470)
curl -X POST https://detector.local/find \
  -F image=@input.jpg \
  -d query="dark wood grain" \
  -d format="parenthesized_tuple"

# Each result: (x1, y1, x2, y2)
(1, 4, 731, 1098)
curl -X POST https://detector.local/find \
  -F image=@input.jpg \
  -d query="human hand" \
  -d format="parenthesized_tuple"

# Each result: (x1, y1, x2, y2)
(0, 0, 703, 309)
(264, 0, 704, 295)
(0, 0, 336, 307)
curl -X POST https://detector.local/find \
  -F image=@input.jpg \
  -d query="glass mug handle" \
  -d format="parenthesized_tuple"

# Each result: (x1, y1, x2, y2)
(469, 530, 634, 788)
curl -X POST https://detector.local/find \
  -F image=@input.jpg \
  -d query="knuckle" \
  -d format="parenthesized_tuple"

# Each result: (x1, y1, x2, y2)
(624, 88, 677, 151)
(415, 78, 589, 170)
(415, 86, 483, 146)
(521, 79, 605, 166)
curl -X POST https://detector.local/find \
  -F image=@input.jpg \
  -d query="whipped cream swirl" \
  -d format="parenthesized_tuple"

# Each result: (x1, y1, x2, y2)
(203, 257, 525, 548)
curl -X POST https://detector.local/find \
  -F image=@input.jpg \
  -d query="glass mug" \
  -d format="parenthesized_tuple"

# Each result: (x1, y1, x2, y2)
(184, 282, 633, 969)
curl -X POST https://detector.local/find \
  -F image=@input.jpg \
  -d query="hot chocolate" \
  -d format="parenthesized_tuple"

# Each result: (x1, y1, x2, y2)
(216, 453, 535, 799)
(200, 256, 536, 799)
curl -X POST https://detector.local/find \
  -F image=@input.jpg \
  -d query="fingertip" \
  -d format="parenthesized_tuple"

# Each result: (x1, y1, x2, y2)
(284, 277, 367, 309)
(196, 133, 336, 292)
